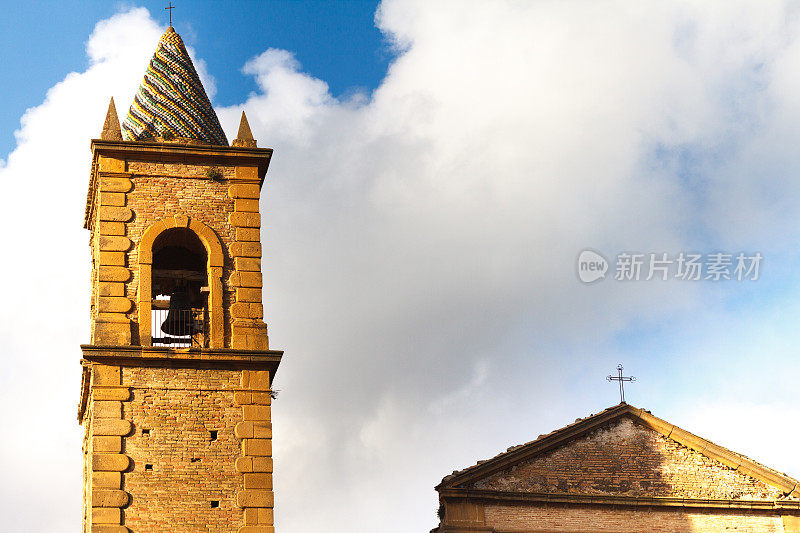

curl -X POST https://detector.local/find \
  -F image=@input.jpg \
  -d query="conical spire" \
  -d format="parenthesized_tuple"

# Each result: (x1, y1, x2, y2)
(121, 27, 227, 145)
(101, 97, 122, 141)
(232, 111, 257, 147)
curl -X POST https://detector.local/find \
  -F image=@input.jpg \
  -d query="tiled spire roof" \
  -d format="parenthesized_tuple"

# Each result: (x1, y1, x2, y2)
(121, 27, 227, 145)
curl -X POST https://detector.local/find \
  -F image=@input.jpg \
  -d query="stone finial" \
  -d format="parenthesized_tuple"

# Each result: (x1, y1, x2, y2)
(232, 111, 257, 148)
(101, 97, 123, 141)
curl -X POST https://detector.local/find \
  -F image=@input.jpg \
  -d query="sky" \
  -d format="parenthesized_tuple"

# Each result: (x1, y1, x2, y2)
(2, 1, 800, 531)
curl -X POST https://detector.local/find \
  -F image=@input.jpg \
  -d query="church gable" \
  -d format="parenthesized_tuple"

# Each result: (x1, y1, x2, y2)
(468, 416, 784, 500)
(439, 404, 800, 504)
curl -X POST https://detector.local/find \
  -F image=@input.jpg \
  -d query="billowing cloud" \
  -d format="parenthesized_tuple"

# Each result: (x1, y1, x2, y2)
(3, 2, 800, 532)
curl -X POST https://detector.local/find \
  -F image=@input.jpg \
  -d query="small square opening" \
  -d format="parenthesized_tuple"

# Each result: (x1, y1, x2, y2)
(209, 430, 218, 441)
(191, 457, 200, 463)
(144, 464, 153, 471)
(210, 500, 219, 508)
(142, 429, 150, 436)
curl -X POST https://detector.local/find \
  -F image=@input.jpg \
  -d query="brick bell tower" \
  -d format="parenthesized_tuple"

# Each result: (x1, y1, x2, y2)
(78, 27, 281, 533)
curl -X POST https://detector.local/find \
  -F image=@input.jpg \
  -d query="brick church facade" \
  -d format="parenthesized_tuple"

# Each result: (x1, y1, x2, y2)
(434, 403, 800, 532)
(78, 27, 279, 532)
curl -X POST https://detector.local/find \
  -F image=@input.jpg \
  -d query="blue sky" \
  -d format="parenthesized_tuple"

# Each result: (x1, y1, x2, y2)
(0, 0, 390, 157)
(3, 2, 800, 532)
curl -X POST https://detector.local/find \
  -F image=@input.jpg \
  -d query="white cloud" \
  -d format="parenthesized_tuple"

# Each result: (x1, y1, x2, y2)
(0, 8, 162, 530)
(4, 2, 800, 532)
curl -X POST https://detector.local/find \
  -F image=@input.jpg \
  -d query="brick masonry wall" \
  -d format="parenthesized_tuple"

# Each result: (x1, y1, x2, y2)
(472, 418, 784, 500)
(122, 366, 244, 532)
(483, 503, 786, 532)
(124, 160, 237, 345)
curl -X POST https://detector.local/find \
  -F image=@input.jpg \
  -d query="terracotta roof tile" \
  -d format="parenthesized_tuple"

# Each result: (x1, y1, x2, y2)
(122, 27, 227, 145)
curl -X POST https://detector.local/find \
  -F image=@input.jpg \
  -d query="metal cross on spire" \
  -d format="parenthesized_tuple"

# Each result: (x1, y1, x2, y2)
(607, 364, 635, 404)
(165, 2, 175, 26)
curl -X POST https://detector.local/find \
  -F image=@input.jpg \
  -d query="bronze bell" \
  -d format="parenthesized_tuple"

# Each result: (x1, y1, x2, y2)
(161, 285, 198, 336)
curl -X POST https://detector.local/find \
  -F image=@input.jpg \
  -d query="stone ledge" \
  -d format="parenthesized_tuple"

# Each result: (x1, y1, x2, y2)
(437, 488, 800, 511)
(80, 346, 282, 380)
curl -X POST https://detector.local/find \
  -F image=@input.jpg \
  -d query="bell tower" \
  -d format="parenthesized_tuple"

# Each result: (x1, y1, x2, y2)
(79, 27, 281, 533)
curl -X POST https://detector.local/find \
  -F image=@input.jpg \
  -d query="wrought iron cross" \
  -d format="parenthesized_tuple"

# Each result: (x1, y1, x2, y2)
(607, 364, 635, 403)
(165, 2, 175, 26)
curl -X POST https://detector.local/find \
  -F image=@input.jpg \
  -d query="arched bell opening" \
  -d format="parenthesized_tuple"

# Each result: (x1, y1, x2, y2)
(150, 227, 209, 347)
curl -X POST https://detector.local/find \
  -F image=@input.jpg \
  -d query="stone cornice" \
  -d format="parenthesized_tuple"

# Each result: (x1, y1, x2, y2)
(438, 488, 800, 512)
(78, 345, 282, 424)
(90, 139, 273, 172)
(80, 344, 282, 369)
